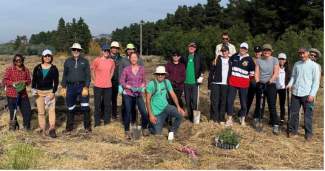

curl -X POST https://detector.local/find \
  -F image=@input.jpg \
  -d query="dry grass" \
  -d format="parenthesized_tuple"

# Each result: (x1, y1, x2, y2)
(0, 55, 323, 169)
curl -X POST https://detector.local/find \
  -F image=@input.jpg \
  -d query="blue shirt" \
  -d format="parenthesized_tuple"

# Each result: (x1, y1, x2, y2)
(288, 59, 320, 97)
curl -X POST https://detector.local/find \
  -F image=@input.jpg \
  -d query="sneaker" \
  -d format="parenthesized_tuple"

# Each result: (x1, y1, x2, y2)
(240, 117, 246, 126)
(305, 134, 313, 142)
(125, 131, 132, 140)
(280, 120, 284, 125)
(272, 125, 280, 135)
(226, 116, 233, 127)
(85, 127, 92, 133)
(220, 122, 225, 126)
(287, 132, 298, 138)
(49, 129, 57, 138)
(142, 129, 150, 136)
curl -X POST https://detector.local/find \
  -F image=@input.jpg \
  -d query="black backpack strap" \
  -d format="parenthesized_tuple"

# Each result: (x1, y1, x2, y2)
(151, 80, 158, 97)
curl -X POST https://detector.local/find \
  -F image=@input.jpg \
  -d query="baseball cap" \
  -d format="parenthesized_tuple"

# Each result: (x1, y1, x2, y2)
(240, 42, 249, 49)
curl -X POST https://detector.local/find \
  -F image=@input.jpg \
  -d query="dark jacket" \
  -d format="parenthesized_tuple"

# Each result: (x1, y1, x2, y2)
(61, 56, 90, 87)
(32, 64, 59, 93)
(111, 53, 122, 83)
(208, 56, 232, 90)
(182, 53, 206, 81)
(283, 63, 292, 85)
(165, 62, 186, 90)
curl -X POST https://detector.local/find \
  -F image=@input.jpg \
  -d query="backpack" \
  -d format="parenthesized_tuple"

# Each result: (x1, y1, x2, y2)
(151, 79, 171, 100)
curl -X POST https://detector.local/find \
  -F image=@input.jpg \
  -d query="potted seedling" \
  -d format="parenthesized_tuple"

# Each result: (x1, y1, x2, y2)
(215, 128, 240, 149)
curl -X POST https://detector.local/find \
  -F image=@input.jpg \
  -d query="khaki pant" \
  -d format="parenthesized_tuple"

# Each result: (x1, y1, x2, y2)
(36, 90, 56, 130)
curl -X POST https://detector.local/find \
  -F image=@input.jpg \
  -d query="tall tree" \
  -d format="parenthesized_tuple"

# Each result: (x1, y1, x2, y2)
(205, 0, 222, 26)
(55, 17, 68, 51)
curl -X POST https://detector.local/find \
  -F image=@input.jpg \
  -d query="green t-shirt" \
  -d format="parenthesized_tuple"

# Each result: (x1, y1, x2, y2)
(146, 79, 173, 116)
(185, 54, 196, 84)
(42, 68, 50, 78)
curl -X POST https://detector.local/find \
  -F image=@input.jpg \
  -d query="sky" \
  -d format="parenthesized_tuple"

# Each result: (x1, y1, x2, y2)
(0, 0, 228, 43)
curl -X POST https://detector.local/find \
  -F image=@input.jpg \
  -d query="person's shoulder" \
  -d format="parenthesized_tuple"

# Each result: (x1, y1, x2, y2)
(229, 43, 236, 48)
(5, 65, 15, 71)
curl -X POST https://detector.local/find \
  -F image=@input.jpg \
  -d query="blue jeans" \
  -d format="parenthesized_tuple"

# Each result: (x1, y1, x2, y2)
(66, 83, 90, 129)
(150, 105, 182, 134)
(227, 86, 248, 117)
(123, 95, 149, 131)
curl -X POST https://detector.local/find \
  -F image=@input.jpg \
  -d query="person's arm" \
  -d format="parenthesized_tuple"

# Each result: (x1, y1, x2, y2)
(249, 58, 255, 80)
(90, 59, 96, 83)
(24, 68, 31, 86)
(119, 68, 131, 89)
(145, 83, 157, 124)
(208, 63, 214, 90)
(309, 64, 321, 98)
(31, 66, 38, 89)
(287, 63, 297, 88)
(53, 66, 59, 94)
(3, 68, 13, 87)
(61, 60, 68, 87)
(166, 80, 185, 115)
(180, 64, 186, 83)
(255, 63, 260, 83)
(85, 59, 91, 87)
(140, 67, 146, 88)
(269, 63, 279, 83)
(109, 60, 115, 80)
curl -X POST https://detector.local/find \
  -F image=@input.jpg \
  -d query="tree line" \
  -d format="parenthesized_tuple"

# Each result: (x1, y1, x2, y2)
(2, 17, 92, 55)
(111, 0, 324, 66)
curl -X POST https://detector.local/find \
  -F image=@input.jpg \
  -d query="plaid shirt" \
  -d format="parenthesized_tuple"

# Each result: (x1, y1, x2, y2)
(3, 65, 31, 97)
(119, 65, 146, 96)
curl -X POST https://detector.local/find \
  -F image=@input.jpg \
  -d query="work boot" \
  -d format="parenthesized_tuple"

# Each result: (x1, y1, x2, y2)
(49, 129, 57, 138)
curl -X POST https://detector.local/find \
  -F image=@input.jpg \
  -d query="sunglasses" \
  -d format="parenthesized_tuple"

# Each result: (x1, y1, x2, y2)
(278, 58, 286, 60)
(222, 37, 229, 40)
(44, 55, 52, 58)
(310, 54, 317, 57)
(14, 59, 22, 62)
(103, 49, 110, 52)
(72, 48, 81, 52)
(157, 74, 166, 76)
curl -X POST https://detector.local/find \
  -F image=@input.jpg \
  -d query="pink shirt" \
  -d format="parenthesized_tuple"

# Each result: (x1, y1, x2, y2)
(91, 57, 115, 88)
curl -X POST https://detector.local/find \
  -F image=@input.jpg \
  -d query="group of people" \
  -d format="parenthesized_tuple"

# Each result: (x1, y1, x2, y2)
(1, 32, 321, 142)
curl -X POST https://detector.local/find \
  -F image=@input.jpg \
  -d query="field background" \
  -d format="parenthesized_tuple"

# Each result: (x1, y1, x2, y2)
(0, 54, 323, 169)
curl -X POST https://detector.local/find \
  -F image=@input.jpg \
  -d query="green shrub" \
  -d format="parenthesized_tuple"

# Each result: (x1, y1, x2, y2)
(1, 143, 41, 169)
(217, 128, 240, 146)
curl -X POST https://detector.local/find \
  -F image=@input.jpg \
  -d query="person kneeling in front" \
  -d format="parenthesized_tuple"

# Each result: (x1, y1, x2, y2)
(146, 66, 186, 136)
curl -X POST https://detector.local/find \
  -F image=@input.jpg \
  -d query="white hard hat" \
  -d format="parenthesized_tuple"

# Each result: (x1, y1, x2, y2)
(110, 41, 120, 48)
(70, 43, 82, 50)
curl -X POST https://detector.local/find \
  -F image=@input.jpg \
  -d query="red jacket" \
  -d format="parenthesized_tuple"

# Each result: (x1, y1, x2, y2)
(165, 62, 186, 90)
(3, 65, 31, 97)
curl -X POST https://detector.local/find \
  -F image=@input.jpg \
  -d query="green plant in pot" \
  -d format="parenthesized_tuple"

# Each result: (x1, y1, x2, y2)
(215, 128, 240, 149)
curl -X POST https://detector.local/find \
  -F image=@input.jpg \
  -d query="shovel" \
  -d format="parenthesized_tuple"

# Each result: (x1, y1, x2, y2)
(286, 89, 291, 133)
(193, 85, 201, 124)
(9, 96, 20, 131)
(256, 84, 266, 132)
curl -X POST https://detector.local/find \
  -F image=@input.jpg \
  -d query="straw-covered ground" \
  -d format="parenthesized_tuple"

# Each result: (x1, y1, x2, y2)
(0, 55, 323, 169)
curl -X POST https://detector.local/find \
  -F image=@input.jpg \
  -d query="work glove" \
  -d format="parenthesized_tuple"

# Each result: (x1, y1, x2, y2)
(197, 76, 204, 84)
(82, 87, 89, 97)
